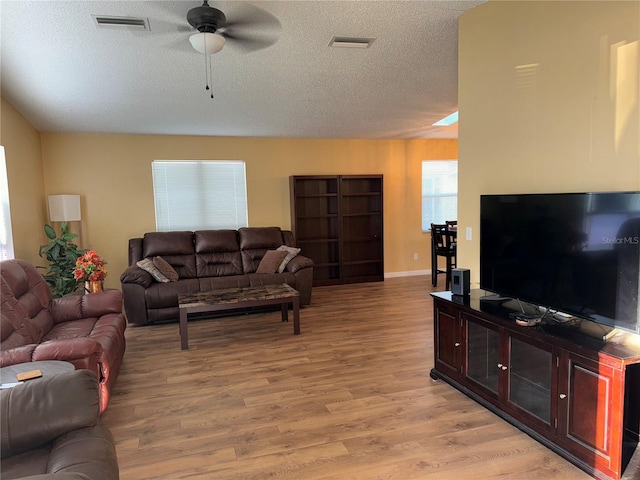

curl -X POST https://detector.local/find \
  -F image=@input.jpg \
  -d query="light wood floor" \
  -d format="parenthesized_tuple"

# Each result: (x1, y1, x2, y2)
(102, 276, 591, 479)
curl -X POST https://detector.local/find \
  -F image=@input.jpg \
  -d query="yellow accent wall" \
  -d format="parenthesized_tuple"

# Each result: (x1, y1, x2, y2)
(458, 0, 640, 287)
(2, 110, 456, 288)
(0, 97, 47, 265)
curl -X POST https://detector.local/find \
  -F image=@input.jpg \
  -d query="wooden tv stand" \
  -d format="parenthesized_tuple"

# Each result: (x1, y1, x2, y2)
(430, 290, 640, 480)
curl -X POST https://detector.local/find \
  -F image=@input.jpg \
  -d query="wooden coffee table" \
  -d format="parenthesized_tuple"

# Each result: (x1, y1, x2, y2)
(178, 283, 300, 350)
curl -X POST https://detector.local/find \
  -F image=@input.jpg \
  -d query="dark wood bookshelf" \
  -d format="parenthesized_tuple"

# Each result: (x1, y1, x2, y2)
(290, 175, 383, 286)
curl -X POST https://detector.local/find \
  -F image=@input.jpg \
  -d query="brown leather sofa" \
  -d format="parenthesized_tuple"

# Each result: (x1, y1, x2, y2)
(0, 259, 126, 413)
(120, 227, 314, 326)
(0, 369, 119, 480)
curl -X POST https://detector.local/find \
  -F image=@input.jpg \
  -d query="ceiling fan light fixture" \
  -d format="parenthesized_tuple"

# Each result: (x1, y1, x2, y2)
(189, 32, 226, 54)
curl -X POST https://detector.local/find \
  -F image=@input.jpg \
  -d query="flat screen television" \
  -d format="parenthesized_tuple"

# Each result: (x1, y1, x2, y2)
(480, 192, 640, 334)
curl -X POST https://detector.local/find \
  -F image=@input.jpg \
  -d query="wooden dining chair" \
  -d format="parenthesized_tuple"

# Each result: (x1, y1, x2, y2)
(431, 223, 457, 290)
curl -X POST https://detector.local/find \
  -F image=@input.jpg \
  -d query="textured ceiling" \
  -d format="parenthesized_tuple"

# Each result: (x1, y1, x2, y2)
(0, 0, 485, 139)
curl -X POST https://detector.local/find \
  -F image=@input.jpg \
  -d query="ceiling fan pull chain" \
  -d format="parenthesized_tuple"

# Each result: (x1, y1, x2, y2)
(201, 38, 214, 99)
(209, 55, 214, 99)
(204, 37, 211, 90)
(204, 48, 210, 92)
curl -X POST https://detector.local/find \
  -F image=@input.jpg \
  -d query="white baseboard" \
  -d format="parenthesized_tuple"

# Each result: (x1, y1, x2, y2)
(384, 269, 431, 279)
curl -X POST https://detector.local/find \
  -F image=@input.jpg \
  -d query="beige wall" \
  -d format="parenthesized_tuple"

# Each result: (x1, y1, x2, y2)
(36, 133, 456, 289)
(458, 0, 640, 286)
(0, 97, 47, 265)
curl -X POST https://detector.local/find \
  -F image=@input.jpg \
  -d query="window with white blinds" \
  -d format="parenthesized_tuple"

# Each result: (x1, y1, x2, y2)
(152, 160, 248, 231)
(422, 160, 458, 231)
(0, 146, 14, 260)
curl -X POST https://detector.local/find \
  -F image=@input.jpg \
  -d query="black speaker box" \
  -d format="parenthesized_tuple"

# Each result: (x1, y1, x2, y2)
(451, 268, 470, 296)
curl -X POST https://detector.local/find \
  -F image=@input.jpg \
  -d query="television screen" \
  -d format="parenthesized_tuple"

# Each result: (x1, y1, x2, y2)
(480, 192, 640, 334)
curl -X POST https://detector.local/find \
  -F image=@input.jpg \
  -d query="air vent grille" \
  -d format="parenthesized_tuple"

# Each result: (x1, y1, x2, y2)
(329, 36, 375, 49)
(92, 15, 150, 30)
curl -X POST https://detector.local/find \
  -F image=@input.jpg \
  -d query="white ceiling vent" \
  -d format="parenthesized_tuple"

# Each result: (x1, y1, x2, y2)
(92, 15, 150, 30)
(329, 36, 375, 49)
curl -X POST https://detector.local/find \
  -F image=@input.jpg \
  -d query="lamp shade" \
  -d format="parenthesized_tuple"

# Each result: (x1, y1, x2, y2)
(189, 32, 226, 55)
(48, 194, 81, 222)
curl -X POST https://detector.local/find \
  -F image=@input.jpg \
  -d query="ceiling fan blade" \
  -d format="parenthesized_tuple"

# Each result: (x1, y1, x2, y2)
(222, 31, 277, 53)
(222, 3, 281, 33)
(218, 2, 281, 52)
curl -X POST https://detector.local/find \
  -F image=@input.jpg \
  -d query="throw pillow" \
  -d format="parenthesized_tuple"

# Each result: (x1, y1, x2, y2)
(153, 256, 179, 282)
(136, 258, 170, 283)
(256, 250, 289, 274)
(276, 245, 301, 273)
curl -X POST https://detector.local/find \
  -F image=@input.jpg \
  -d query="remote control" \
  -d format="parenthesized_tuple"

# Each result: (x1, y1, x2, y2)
(16, 369, 42, 381)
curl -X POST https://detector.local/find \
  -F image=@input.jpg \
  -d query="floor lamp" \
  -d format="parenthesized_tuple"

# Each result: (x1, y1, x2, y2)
(48, 194, 82, 245)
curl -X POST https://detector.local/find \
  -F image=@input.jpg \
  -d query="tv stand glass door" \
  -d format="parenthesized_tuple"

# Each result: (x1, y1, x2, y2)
(466, 315, 500, 396)
(464, 313, 555, 432)
(507, 334, 553, 429)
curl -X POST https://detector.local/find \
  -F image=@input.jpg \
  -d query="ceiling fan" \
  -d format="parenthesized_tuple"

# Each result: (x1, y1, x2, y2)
(179, 1, 280, 98)
(185, 1, 280, 55)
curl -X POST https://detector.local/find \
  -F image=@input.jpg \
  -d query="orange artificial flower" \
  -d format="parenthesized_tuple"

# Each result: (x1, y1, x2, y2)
(74, 250, 108, 282)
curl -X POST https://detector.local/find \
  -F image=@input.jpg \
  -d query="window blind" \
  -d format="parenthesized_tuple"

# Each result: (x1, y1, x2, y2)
(422, 160, 458, 231)
(152, 160, 248, 231)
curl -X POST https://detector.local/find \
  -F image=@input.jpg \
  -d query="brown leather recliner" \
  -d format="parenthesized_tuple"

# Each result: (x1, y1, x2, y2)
(0, 259, 126, 413)
(0, 369, 119, 479)
(120, 227, 314, 326)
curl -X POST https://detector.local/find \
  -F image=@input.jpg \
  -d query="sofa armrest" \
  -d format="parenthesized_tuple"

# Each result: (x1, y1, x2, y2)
(0, 344, 37, 367)
(16, 473, 93, 479)
(1, 340, 102, 381)
(285, 255, 314, 274)
(0, 370, 99, 459)
(47, 423, 119, 480)
(31, 338, 103, 363)
(81, 290, 122, 317)
(119, 265, 152, 288)
(50, 290, 122, 325)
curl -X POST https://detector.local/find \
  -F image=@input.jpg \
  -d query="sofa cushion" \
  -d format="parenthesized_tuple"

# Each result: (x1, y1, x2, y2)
(1, 260, 53, 344)
(238, 227, 285, 273)
(194, 230, 243, 277)
(144, 278, 201, 310)
(247, 272, 297, 289)
(276, 245, 301, 273)
(153, 256, 179, 281)
(256, 250, 289, 274)
(238, 227, 283, 250)
(43, 317, 99, 341)
(198, 275, 251, 292)
(136, 258, 170, 283)
(0, 314, 27, 350)
(142, 232, 196, 279)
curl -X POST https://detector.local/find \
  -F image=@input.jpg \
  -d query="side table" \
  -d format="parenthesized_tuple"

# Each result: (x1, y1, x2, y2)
(0, 361, 75, 387)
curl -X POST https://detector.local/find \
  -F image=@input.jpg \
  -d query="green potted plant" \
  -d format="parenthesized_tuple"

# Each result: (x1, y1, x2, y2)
(38, 223, 86, 297)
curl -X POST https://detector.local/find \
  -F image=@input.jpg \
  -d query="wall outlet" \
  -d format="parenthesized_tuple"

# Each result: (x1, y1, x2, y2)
(413, 253, 419, 261)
